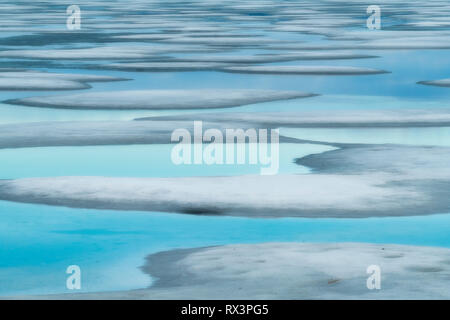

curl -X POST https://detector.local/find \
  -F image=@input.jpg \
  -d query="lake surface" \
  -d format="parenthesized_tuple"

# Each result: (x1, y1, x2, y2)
(1, 0, 450, 297)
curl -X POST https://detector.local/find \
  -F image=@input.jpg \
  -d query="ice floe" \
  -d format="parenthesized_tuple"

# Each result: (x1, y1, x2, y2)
(158, 36, 286, 47)
(0, 144, 448, 218)
(101, 62, 230, 72)
(138, 109, 450, 127)
(0, 70, 127, 91)
(171, 52, 377, 63)
(5, 90, 316, 110)
(0, 45, 221, 60)
(270, 39, 450, 51)
(0, 70, 128, 83)
(135, 243, 450, 299)
(297, 144, 450, 180)
(0, 174, 413, 217)
(0, 120, 252, 149)
(0, 78, 90, 91)
(418, 79, 450, 88)
(221, 66, 389, 75)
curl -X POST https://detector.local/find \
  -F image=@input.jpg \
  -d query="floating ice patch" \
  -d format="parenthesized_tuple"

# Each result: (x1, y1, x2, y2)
(140, 243, 450, 299)
(0, 47, 158, 60)
(0, 71, 128, 83)
(296, 145, 450, 179)
(5, 90, 317, 110)
(324, 30, 450, 41)
(221, 66, 389, 75)
(0, 120, 254, 148)
(418, 79, 450, 88)
(270, 38, 450, 51)
(138, 109, 450, 127)
(102, 62, 230, 72)
(111, 34, 181, 41)
(281, 127, 450, 147)
(361, 38, 450, 50)
(112, 32, 259, 40)
(0, 145, 448, 218)
(172, 52, 377, 63)
(0, 46, 219, 60)
(0, 174, 410, 217)
(0, 78, 90, 91)
(159, 36, 285, 46)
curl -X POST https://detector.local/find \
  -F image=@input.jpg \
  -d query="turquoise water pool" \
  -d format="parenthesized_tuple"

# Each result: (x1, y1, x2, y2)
(0, 143, 335, 179)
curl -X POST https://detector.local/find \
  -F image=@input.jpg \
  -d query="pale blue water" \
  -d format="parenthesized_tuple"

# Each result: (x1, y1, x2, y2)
(0, 143, 335, 179)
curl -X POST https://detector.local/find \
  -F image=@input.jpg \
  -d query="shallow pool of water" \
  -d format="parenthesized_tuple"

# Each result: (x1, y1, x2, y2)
(0, 143, 336, 179)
